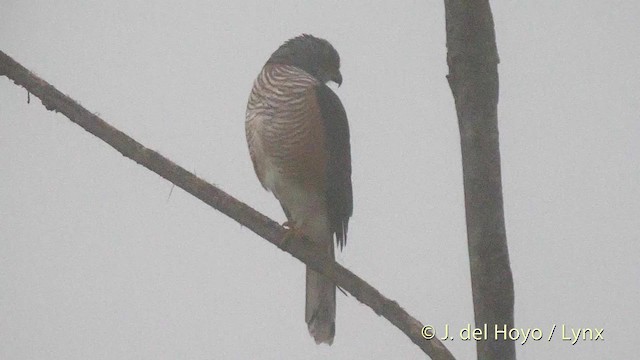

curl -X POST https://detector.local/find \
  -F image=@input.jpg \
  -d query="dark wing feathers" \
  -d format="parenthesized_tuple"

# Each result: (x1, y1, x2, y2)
(315, 84, 352, 249)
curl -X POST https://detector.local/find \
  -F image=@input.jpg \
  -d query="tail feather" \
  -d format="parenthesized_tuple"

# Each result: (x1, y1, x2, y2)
(306, 265, 336, 344)
(304, 218, 336, 345)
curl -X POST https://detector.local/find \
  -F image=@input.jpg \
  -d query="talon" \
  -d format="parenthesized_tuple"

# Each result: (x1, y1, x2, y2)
(281, 224, 306, 249)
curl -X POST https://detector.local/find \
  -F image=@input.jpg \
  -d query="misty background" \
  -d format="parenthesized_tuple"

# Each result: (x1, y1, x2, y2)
(1, 1, 638, 359)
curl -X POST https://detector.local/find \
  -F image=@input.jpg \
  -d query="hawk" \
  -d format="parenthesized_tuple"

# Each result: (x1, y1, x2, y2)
(245, 34, 352, 345)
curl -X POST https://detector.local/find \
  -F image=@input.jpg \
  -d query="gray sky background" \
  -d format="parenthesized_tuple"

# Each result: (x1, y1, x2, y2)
(1, 1, 638, 359)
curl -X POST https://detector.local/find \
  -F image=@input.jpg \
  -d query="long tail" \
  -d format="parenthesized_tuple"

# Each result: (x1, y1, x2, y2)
(304, 222, 336, 345)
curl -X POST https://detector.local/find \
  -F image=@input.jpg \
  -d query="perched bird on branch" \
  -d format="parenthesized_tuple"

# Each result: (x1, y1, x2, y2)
(245, 34, 353, 345)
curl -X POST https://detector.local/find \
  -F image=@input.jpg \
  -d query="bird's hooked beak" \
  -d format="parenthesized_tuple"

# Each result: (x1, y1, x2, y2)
(332, 71, 343, 87)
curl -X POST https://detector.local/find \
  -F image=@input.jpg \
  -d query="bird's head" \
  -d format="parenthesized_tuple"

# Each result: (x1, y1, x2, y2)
(267, 34, 342, 86)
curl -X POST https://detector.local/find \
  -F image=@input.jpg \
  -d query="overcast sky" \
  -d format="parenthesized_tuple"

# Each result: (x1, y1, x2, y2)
(1, 1, 638, 359)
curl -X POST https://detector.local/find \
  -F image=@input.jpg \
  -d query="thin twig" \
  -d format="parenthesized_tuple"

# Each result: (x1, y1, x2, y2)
(0, 50, 455, 360)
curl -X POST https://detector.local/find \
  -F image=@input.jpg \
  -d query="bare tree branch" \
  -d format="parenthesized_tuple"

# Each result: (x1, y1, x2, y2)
(0, 50, 455, 360)
(444, 1, 516, 359)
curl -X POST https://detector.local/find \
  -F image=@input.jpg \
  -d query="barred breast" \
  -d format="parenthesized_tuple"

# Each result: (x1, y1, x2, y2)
(245, 64, 327, 195)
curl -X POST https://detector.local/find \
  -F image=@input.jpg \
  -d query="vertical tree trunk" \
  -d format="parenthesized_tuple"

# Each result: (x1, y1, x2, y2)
(443, 1, 515, 359)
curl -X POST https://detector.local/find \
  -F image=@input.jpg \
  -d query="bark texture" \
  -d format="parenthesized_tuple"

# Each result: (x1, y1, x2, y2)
(443, 1, 516, 359)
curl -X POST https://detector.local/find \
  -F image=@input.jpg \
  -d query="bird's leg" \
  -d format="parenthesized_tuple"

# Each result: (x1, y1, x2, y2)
(281, 221, 306, 250)
(282, 220, 294, 229)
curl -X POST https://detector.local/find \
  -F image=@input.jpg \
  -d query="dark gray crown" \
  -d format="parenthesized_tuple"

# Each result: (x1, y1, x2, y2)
(267, 34, 341, 84)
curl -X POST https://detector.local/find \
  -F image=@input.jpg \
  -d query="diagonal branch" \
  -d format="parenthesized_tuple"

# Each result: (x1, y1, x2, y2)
(0, 50, 455, 360)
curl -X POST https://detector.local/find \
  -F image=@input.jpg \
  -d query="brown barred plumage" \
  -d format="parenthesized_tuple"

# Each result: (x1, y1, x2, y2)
(245, 35, 351, 345)
(246, 64, 326, 190)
